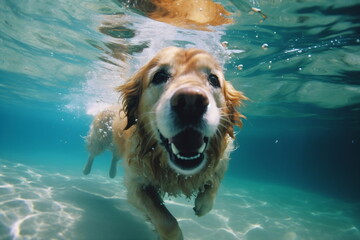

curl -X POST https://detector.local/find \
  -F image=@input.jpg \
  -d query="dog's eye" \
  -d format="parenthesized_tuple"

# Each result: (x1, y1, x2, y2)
(208, 74, 220, 88)
(152, 70, 170, 85)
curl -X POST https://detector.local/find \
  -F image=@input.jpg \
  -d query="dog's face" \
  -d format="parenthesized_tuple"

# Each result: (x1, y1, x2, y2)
(119, 47, 245, 176)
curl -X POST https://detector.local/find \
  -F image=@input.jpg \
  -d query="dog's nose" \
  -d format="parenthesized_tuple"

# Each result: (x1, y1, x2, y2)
(171, 87, 209, 120)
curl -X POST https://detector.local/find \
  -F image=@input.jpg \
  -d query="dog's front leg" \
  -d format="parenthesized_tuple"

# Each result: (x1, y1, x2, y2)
(127, 184, 183, 240)
(193, 183, 219, 217)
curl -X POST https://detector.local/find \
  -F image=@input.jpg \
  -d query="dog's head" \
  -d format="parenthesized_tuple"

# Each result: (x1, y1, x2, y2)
(118, 47, 247, 176)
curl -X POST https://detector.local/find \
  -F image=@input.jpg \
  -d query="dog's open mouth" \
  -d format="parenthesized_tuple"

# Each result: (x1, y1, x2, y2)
(160, 128, 209, 175)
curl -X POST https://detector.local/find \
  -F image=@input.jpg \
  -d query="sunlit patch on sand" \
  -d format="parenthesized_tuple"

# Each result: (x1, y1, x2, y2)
(0, 161, 82, 239)
(165, 179, 360, 240)
(0, 160, 155, 240)
(1, 159, 359, 240)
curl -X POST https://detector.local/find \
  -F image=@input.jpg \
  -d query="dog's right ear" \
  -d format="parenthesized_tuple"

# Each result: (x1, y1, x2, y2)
(116, 70, 144, 130)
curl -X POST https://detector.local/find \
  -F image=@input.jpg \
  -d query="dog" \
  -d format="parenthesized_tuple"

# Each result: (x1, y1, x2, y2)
(83, 47, 247, 239)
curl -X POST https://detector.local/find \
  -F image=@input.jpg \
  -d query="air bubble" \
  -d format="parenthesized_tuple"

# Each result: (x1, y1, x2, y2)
(221, 41, 229, 48)
(262, 43, 269, 50)
(237, 64, 244, 70)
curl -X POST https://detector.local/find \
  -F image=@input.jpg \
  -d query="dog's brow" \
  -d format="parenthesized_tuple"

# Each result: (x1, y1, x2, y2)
(149, 64, 169, 74)
(187, 54, 219, 69)
(200, 67, 212, 74)
(183, 64, 216, 76)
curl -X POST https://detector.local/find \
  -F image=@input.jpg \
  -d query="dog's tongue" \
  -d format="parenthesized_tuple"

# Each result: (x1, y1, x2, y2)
(170, 128, 204, 154)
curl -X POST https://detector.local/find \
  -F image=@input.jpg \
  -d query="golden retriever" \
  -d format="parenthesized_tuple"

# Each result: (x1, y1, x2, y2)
(83, 47, 247, 239)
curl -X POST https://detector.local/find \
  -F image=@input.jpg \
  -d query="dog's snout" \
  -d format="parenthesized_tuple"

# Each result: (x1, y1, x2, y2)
(171, 87, 209, 120)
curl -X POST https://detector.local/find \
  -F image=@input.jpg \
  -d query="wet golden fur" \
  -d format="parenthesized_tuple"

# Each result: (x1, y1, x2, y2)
(85, 47, 246, 239)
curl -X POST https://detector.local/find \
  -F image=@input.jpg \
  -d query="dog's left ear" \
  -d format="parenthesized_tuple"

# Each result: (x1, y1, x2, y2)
(116, 69, 145, 130)
(223, 80, 248, 138)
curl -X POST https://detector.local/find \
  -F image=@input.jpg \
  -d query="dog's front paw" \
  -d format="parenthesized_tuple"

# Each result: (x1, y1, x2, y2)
(193, 192, 214, 217)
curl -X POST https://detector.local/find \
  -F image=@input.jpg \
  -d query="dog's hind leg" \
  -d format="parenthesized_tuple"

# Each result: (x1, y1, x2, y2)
(109, 154, 119, 178)
(83, 155, 95, 175)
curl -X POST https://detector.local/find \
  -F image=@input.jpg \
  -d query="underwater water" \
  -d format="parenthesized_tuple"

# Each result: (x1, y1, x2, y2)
(1, 0, 360, 239)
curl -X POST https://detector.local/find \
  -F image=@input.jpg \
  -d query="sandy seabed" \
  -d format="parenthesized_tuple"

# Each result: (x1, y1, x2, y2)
(1, 159, 359, 240)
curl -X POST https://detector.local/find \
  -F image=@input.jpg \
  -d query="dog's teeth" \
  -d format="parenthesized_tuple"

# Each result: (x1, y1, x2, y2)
(198, 142, 206, 153)
(171, 143, 180, 155)
(176, 154, 200, 160)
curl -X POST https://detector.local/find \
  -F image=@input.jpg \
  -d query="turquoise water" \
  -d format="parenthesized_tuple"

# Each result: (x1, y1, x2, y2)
(1, 0, 360, 239)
